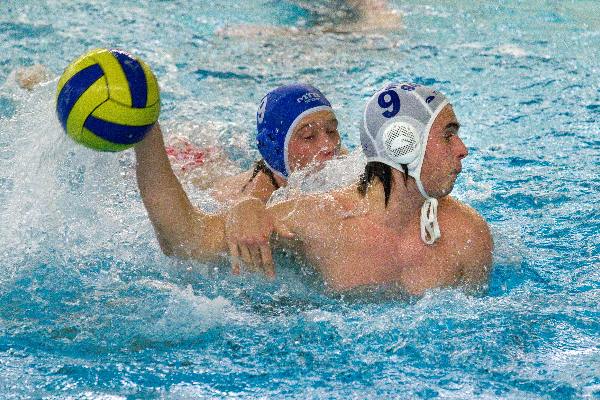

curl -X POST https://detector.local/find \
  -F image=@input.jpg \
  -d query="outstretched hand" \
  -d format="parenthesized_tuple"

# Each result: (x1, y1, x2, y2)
(225, 197, 294, 278)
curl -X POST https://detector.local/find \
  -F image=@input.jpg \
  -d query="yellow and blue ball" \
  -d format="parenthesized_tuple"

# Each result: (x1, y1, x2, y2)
(56, 48, 160, 152)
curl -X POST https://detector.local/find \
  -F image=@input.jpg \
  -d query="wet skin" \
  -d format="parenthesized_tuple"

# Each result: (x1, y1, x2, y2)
(286, 110, 341, 173)
(420, 105, 468, 198)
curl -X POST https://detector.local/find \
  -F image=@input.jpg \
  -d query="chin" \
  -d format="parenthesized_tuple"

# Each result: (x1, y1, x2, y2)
(443, 181, 456, 196)
(430, 182, 455, 198)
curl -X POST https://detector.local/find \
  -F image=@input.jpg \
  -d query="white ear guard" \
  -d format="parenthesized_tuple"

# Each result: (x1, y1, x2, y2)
(380, 117, 424, 166)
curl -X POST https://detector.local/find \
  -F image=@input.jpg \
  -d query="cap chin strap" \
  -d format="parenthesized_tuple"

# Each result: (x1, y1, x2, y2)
(415, 178, 440, 244)
(420, 198, 440, 244)
(411, 98, 449, 245)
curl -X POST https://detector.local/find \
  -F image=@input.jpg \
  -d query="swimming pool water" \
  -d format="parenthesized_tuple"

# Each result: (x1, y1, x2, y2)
(0, 1, 599, 398)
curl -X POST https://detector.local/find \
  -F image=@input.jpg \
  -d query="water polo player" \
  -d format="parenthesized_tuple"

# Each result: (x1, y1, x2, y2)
(165, 82, 493, 295)
(163, 83, 343, 204)
(206, 83, 344, 204)
(135, 83, 344, 269)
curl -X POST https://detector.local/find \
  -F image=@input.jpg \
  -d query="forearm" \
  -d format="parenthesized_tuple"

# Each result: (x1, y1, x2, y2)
(135, 123, 226, 259)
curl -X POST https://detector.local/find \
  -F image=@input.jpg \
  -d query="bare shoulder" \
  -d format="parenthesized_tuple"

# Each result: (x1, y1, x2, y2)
(443, 196, 491, 240)
(211, 169, 272, 204)
(442, 196, 493, 289)
(270, 190, 344, 219)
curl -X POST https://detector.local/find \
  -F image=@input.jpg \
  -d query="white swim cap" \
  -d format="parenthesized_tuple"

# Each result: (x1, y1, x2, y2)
(360, 82, 449, 244)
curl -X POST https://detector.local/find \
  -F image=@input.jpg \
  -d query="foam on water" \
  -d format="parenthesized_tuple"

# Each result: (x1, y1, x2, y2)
(495, 44, 528, 58)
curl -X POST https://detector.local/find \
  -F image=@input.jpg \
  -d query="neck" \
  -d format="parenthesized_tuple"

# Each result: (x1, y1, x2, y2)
(364, 170, 426, 235)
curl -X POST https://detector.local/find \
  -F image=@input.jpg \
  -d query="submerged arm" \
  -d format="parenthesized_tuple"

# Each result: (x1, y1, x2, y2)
(134, 123, 227, 260)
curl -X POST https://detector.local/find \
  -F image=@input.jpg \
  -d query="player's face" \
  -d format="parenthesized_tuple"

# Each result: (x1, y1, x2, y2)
(287, 110, 341, 172)
(420, 105, 468, 198)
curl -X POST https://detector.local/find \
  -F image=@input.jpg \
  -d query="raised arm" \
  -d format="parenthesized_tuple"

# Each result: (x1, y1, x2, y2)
(134, 123, 227, 260)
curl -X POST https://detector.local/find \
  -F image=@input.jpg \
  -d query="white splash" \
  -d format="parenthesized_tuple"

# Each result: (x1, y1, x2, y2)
(270, 149, 366, 204)
(495, 44, 528, 57)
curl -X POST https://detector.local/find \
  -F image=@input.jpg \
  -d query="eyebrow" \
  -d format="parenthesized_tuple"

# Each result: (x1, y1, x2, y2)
(297, 117, 338, 132)
(445, 122, 460, 131)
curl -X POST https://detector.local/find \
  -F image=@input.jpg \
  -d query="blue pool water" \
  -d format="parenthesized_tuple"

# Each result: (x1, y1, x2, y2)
(1, 1, 599, 398)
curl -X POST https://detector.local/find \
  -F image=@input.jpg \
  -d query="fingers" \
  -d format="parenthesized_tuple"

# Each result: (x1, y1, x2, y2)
(227, 239, 276, 279)
(250, 246, 262, 270)
(228, 241, 241, 275)
(274, 220, 295, 240)
(228, 239, 257, 274)
(260, 244, 275, 279)
(239, 245, 254, 271)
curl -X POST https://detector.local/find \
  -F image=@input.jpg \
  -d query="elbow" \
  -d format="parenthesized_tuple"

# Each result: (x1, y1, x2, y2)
(153, 228, 175, 256)
(158, 240, 174, 257)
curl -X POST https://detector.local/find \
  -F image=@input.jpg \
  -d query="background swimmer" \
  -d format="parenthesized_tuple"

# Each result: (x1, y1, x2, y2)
(217, 0, 401, 38)
(295, 0, 402, 32)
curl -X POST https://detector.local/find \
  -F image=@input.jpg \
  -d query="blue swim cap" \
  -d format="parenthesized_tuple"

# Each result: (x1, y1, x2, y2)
(256, 83, 333, 178)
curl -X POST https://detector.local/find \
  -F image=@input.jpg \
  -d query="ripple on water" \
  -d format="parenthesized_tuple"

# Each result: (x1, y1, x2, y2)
(194, 68, 262, 82)
(0, 97, 16, 119)
(0, 22, 54, 41)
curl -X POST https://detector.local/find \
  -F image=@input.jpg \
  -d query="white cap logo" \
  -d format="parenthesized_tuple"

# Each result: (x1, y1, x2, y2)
(382, 121, 421, 165)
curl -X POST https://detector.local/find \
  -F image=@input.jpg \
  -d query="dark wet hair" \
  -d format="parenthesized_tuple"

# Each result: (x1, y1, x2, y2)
(241, 159, 280, 193)
(357, 162, 408, 207)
